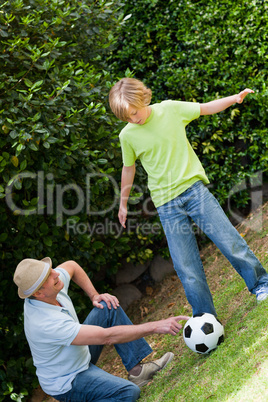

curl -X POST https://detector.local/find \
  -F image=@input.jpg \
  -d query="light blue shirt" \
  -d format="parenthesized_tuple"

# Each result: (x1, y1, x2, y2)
(24, 268, 90, 395)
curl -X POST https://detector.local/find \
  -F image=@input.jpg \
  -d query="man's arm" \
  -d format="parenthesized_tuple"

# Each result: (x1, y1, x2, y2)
(200, 88, 254, 116)
(118, 164, 136, 228)
(71, 315, 189, 346)
(59, 260, 119, 309)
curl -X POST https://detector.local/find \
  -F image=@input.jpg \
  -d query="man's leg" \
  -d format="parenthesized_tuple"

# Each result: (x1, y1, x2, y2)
(52, 363, 140, 402)
(83, 303, 153, 371)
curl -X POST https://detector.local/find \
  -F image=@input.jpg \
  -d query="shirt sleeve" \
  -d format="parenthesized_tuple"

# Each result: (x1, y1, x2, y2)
(174, 100, 200, 125)
(119, 131, 137, 166)
(164, 100, 200, 126)
(41, 313, 81, 346)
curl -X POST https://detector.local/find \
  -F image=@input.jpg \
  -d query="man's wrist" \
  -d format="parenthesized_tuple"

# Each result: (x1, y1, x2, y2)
(90, 293, 100, 302)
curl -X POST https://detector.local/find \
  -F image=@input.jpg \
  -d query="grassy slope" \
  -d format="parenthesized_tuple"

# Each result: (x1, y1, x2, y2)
(99, 202, 268, 401)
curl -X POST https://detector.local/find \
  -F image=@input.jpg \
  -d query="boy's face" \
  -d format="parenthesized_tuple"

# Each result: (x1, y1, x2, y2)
(127, 106, 150, 125)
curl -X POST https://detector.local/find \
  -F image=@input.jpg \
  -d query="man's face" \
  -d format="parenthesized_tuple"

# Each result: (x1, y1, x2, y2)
(36, 269, 64, 299)
(126, 106, 149, 125)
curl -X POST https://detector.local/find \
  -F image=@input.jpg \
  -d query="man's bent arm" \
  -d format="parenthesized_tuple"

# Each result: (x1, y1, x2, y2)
(59, 260, 119, 309)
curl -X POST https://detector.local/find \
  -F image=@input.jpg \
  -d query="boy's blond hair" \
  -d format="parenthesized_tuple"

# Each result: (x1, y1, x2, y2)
(109, 78, 152, 121)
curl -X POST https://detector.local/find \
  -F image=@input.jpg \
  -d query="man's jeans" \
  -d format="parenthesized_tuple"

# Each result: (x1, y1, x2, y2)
(52, 303, 152, 401)
(157, 181, 268, 316)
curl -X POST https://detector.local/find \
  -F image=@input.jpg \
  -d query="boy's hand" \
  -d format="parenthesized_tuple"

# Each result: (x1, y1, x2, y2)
(118, 205, 128, 228)
(236, 88, 254, 104)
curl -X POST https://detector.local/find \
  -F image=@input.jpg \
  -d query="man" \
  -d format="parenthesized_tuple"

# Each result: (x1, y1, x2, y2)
(14, 257, 189, 401)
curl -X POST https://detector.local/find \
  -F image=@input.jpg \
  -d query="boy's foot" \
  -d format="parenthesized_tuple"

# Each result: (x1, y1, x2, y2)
(256, 286, 268, 303)
(128, 352, 174, 388)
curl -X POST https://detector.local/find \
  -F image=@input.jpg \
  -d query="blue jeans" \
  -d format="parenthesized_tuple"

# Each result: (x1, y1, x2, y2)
(52, 302, 152, 401)
(157, 181, 268, 316)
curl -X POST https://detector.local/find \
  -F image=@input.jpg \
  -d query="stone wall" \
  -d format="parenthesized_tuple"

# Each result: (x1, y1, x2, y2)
(112, 255, 175, 310)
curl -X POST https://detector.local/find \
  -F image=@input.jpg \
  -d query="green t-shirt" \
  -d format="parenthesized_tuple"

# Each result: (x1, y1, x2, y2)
(119, 100, 209, 208)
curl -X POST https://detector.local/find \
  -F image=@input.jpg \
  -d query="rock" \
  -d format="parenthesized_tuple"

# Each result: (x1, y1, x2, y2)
(113, 284, 142, 311)
(30, 386, 56, 402)
(115, 261, 149, 285)
(149, 255, 174, 282)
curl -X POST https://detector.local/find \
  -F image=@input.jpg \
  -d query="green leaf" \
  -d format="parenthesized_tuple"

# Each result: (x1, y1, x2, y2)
(97, 159, 108, 164)
(28, 143, 39, 151)
(20, 160, 27, 170)
(24, 79, 33, 88)
(0, 233, 8, 242)
(43, 237, 53, 247)
(92, 241, 104, 249)
(40, 222, 49, 234)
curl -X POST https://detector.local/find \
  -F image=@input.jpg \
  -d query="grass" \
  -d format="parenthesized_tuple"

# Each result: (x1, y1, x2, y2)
(139, 301, 268, 401)
(99, 202, 268, 401)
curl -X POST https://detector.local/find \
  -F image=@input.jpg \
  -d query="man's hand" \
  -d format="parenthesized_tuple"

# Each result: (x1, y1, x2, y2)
(154, 316, 190, 336)
(236, 88, 254, 104)
(92, 293, 120, 310)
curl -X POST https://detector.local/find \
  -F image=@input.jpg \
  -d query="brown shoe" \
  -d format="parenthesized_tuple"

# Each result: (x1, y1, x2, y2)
(128, 352, 174, 388)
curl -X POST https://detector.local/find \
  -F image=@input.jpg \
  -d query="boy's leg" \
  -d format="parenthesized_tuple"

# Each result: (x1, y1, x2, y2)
(187, 181, 268, 294)
(83, 303, 153, 371)
(52, 363, 140, 402)
(157, 193, 216, 317)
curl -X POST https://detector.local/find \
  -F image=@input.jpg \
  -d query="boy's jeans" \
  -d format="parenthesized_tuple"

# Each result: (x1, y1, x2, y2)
(52, 303, 151, 401)
(157, 181, 268, 316)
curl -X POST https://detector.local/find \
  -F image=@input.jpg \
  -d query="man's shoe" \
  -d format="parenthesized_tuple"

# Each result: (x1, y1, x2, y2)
(128, 352, 174, 388)
(256, 286, 268, 303)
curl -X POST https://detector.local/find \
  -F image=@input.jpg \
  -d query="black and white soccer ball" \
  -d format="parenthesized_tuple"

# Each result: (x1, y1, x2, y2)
(183, 313, 224, 354)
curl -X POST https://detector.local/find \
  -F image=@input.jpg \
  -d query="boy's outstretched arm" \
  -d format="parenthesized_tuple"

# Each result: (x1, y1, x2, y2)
(200, 88, 254, 116)
(118, 164, 136, 228)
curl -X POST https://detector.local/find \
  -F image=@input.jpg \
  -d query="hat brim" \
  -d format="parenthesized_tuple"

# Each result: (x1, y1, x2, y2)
(42, 257, 52, 267)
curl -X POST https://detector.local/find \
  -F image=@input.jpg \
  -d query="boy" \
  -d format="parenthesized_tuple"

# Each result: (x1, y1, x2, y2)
(109, 77, 268, 317)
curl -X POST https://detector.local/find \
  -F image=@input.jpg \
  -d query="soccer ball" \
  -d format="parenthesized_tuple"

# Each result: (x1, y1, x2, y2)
(183, 313, 224, 354)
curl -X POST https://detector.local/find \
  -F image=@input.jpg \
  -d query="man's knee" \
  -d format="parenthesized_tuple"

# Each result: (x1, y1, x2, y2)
(125, 382, 140, 401)
(131, 383, 141, 401)
(110, 380, 140, 401)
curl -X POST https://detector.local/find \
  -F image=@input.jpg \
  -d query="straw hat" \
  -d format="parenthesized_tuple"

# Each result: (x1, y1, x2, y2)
(14, 257, 52, 299)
